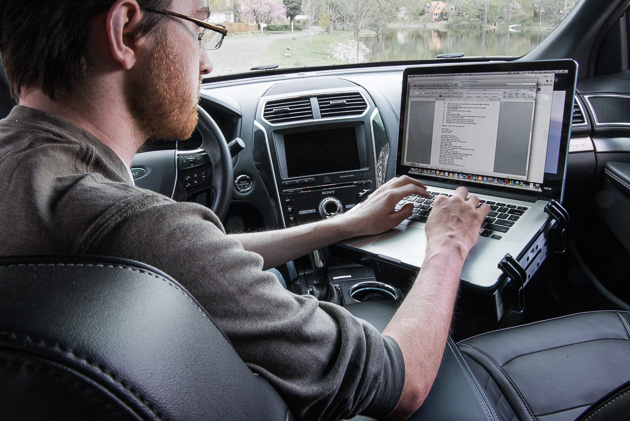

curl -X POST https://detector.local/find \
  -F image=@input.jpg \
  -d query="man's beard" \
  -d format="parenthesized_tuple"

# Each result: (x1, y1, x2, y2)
(124, 29, 199, 140)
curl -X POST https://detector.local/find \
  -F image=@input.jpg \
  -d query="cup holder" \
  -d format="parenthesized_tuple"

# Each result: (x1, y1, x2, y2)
(349, 281, 400, 302)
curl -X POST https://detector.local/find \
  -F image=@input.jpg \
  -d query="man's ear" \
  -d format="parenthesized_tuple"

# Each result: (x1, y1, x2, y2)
(106, 0, 146, 70)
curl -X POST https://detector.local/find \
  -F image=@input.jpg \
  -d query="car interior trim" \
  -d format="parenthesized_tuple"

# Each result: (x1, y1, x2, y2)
(584, 94, 630, 126)
(260, 89, 371, 126)
(255, 119, 288, 228)
(569, 136, 595, 153)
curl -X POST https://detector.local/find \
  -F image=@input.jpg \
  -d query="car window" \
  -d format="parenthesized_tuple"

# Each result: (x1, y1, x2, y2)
(206, 0, 582, 77)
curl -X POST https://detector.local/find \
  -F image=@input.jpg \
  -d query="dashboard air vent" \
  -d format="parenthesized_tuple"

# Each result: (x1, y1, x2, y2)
(317, 93, 367, 118)
(572, 102, 586, 125)
(263, 98, 313, 123)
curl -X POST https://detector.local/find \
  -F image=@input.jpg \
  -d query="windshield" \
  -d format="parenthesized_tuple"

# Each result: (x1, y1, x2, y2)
(206, 0, 581, 78)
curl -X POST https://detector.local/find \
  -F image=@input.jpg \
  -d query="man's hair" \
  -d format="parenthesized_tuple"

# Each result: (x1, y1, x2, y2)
(0, 0, 171, 101)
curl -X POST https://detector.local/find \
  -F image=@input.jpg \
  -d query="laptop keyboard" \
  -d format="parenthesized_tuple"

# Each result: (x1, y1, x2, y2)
(395, 191, 529, 240)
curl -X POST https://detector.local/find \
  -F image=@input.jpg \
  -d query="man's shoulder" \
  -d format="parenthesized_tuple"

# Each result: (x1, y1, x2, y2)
(1, 106, 130, 181)
(60, 172, 224, 252)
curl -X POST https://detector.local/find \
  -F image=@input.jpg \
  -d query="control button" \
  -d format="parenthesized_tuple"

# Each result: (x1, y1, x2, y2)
(178, 153, 205, 170)
(319, 197, 343, 218)
(324, 202, 337, 213)
(183, 170, 208, 190)
(356, 188, 372, 203)
(235, 174, 253, 193)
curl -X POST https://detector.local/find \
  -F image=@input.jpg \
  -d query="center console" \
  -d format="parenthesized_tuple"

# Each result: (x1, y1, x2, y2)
(254, 80, 389, 228)
(274, 123, 374, 225)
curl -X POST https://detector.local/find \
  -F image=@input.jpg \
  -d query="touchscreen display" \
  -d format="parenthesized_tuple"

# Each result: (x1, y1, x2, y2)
(284, 127, 361, 178)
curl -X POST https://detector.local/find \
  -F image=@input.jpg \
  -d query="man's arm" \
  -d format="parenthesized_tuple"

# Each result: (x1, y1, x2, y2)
(230, 176, 429, 270)
(383, 187, 490, 419)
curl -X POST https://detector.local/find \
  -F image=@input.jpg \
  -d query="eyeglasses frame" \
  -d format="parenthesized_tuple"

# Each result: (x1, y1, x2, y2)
(143, 7, 228, 50)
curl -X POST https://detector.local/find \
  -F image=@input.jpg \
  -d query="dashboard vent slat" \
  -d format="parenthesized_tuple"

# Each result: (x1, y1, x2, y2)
(263, 98, 313, 123)
(318, 93, 367, 118)
(572, 102, 586, 125)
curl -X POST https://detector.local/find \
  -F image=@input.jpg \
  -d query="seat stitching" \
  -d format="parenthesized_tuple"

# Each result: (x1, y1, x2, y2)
(582, 389, 630, 420)
(447, 340, 500, 420)
(605, 168, 630, 194)
(0, 355, 131, 420)
(615, 312, 630, 338)
(0, 332, 163, 419)
(499, 337, 630, 367)
(459, 311, 628, 342)
(535, 403, 591, 417)
(459, 343, 536, 420)
(0, 262, 215, 325)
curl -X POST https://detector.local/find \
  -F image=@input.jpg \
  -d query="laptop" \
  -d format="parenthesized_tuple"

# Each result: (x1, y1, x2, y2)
(343, 59, 577, 289)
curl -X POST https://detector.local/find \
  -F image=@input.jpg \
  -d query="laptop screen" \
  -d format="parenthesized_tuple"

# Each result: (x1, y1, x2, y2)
(397, 60, 577, 202)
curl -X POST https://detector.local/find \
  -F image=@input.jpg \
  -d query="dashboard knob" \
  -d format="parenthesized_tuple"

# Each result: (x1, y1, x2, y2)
(319, 197, 343, 218)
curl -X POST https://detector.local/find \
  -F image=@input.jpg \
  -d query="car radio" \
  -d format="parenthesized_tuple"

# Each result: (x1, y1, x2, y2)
(272, 124, 376, 226)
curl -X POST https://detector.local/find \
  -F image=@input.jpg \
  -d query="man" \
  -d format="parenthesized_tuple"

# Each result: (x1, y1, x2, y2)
(0, 0, 489, 419)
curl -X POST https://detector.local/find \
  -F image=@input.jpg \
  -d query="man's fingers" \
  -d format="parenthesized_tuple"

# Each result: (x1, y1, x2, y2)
(453, 186, 469, 199)
(395, 202, 415, 218)
(381, 176, 429, 196)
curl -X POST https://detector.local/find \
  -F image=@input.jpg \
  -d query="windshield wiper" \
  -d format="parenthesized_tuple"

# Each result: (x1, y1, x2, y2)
(435, 53, 465, 59)
(250, 64, 279, 71)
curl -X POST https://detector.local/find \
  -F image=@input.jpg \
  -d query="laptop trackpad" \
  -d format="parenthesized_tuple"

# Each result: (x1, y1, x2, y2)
(371, 222, 428, 265)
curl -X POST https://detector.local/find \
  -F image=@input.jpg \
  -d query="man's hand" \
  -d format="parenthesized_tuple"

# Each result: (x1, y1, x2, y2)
(425, 186, 490, 261)
(337, 176, 429, 238)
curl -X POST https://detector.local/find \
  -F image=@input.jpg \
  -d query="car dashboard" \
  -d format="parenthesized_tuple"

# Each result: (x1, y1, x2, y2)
(198, 63, 607, 233)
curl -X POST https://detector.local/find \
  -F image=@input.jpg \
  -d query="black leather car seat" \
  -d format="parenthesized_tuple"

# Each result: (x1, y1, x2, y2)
(0, 256, 294, 421)
(457, 311, 630, 421)
(347, 305, 630, 421)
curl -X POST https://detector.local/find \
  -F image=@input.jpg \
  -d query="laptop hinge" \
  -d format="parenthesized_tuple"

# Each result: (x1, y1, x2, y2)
(424, 180, 539, 203)
(466, 185, 539, 202)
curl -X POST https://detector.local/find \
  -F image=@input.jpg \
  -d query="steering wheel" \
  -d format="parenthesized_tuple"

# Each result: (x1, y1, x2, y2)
(131, 105, 233, 221)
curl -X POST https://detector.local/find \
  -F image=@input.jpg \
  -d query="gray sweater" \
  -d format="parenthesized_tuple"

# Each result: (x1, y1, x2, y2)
(0, 106, 404, 420)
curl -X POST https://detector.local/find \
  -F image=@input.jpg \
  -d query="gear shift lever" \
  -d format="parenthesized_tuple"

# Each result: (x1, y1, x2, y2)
(308, 248, 340, 304)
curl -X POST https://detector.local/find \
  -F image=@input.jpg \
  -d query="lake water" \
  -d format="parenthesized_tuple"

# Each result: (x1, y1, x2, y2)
(361, 27, 551, 61)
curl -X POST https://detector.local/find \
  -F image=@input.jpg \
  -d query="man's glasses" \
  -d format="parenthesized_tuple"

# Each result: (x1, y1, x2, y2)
(143, 7, 227, 50)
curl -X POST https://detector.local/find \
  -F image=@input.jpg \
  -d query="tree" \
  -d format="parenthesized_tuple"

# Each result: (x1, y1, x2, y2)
(301, 0, 322, 28)
(300, 0, 322, 43)
(533, 0, 578, 27)
(336, 0, 379, 62)
(284, 0, 302, 31)
(239, 0, 287, 30)
(208, 0, 231, 13)
(500, 0, 523, 25)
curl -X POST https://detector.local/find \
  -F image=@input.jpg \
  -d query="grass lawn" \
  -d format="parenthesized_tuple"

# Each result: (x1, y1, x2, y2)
(265, 31, 355, 68)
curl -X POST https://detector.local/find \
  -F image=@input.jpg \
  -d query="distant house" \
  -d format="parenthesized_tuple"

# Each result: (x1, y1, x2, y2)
(209, 11, 234, 24)
(425, 1, 455, 22)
